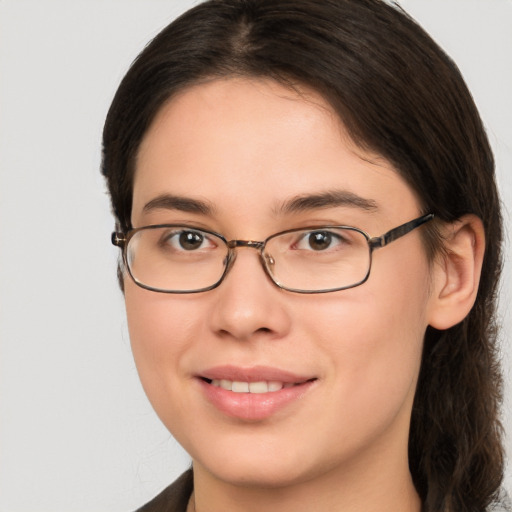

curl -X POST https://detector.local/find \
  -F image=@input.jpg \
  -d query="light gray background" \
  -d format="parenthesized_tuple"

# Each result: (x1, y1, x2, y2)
(0, 1, 510, 511)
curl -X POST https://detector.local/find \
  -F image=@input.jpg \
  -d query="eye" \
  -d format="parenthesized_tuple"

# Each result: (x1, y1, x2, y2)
(295, 230, 346, 251)
(162, 229, 216, 251)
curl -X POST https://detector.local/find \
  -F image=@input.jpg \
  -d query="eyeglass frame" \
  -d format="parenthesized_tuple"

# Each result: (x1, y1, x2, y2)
(111, 213, 434, 294)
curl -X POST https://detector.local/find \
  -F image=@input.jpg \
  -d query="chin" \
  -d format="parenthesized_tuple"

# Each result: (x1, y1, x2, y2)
(200, 457, 317, 489)
(187, 432, 329, 490)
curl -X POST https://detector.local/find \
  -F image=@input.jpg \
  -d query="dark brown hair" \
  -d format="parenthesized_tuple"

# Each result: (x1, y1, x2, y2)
(102, 1, 504, 510)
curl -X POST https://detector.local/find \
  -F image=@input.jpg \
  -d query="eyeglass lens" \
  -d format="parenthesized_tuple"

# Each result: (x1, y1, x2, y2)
(125, 225, 371, 293)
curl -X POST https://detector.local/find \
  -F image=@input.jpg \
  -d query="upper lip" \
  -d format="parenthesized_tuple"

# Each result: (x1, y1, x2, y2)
(198, 365, 315, 384)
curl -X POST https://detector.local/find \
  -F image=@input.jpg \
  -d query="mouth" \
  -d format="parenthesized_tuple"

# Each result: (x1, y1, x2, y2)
(197, 366, 317, 421)
(200, 377, 315, 394)
(201, 377, 316, 395)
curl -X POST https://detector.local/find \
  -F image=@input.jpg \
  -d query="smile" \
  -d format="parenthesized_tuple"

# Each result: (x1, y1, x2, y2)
(206, 379, 302, 393)
(197, 366, 317, 421)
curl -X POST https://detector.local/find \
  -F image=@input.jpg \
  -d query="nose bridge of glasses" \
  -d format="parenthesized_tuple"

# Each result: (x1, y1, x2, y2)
(223, 239, 275, 281)
(227, 239, 265, 250)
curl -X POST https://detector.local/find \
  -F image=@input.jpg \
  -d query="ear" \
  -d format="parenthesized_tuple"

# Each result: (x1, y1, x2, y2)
(427, 214, 485, 330)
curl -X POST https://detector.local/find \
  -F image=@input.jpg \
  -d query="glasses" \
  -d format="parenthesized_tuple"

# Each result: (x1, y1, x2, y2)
(111, 213, 433, 294)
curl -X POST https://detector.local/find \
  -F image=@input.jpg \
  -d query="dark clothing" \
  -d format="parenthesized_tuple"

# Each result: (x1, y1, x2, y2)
(135, 470, 511, 512)
(135, 470, 193, 512)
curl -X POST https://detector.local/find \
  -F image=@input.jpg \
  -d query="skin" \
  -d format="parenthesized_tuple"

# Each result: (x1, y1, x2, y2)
(125, 78, 483, 512)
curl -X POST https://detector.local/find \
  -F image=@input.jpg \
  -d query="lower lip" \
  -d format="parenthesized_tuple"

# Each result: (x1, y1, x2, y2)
(198, 379, 316, 421)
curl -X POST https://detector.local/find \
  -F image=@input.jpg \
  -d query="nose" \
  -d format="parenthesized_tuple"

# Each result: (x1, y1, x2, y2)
(208, 248, 292, 342)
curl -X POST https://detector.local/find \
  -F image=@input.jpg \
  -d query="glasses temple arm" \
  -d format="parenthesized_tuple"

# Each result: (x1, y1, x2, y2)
(369, 213, 434, 249)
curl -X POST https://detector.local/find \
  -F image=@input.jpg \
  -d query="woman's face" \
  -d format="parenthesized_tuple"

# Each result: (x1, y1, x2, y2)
(126, 78, 435, 488)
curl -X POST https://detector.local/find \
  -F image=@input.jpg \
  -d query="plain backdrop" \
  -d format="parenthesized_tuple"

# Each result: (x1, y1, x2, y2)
(0, 1, 510, 511)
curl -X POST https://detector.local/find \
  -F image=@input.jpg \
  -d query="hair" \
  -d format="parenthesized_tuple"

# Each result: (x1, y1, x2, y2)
(101, 1, 504, 510)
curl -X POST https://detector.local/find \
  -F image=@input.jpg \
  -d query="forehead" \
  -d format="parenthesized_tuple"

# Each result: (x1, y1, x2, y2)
(135, 77, 350, 180)
(132, 78, 419, 230)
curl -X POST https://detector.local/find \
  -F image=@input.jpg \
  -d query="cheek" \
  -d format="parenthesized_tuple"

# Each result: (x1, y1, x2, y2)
(124, 281, 201, 406)
(300, 287, 427, 385)
(298, 252, 431, 424)
(126, 280, 199, 345)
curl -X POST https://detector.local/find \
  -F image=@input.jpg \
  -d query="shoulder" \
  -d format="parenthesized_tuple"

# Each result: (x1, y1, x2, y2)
(134, 470, 194, 512)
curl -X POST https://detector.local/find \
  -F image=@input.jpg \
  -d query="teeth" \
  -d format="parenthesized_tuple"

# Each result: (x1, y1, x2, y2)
(209, 379, 288, 393)
(268, 381, 284, 391)
(249, 381, 268, 394)
(232, 381, 249, 393)
(220, 379, 231, 390)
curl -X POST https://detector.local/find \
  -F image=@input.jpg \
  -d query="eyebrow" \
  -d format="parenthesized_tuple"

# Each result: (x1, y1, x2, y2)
(142, 190, 378, 218)
(275, 190, 379, 215)
(143, 194, 216, 215)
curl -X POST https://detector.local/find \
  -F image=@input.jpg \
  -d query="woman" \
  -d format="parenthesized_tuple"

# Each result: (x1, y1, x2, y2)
(102, 1, 509, 510)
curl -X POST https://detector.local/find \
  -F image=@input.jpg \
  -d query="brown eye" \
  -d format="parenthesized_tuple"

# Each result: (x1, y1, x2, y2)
(291, 229, 350, 252)
(178, 231, 205, 250)
(159, 229, 214, 252)
(308, 232, 333, 251)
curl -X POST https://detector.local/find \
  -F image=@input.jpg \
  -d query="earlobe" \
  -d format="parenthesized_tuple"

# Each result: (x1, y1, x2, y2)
(428, 215, 485, 330)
